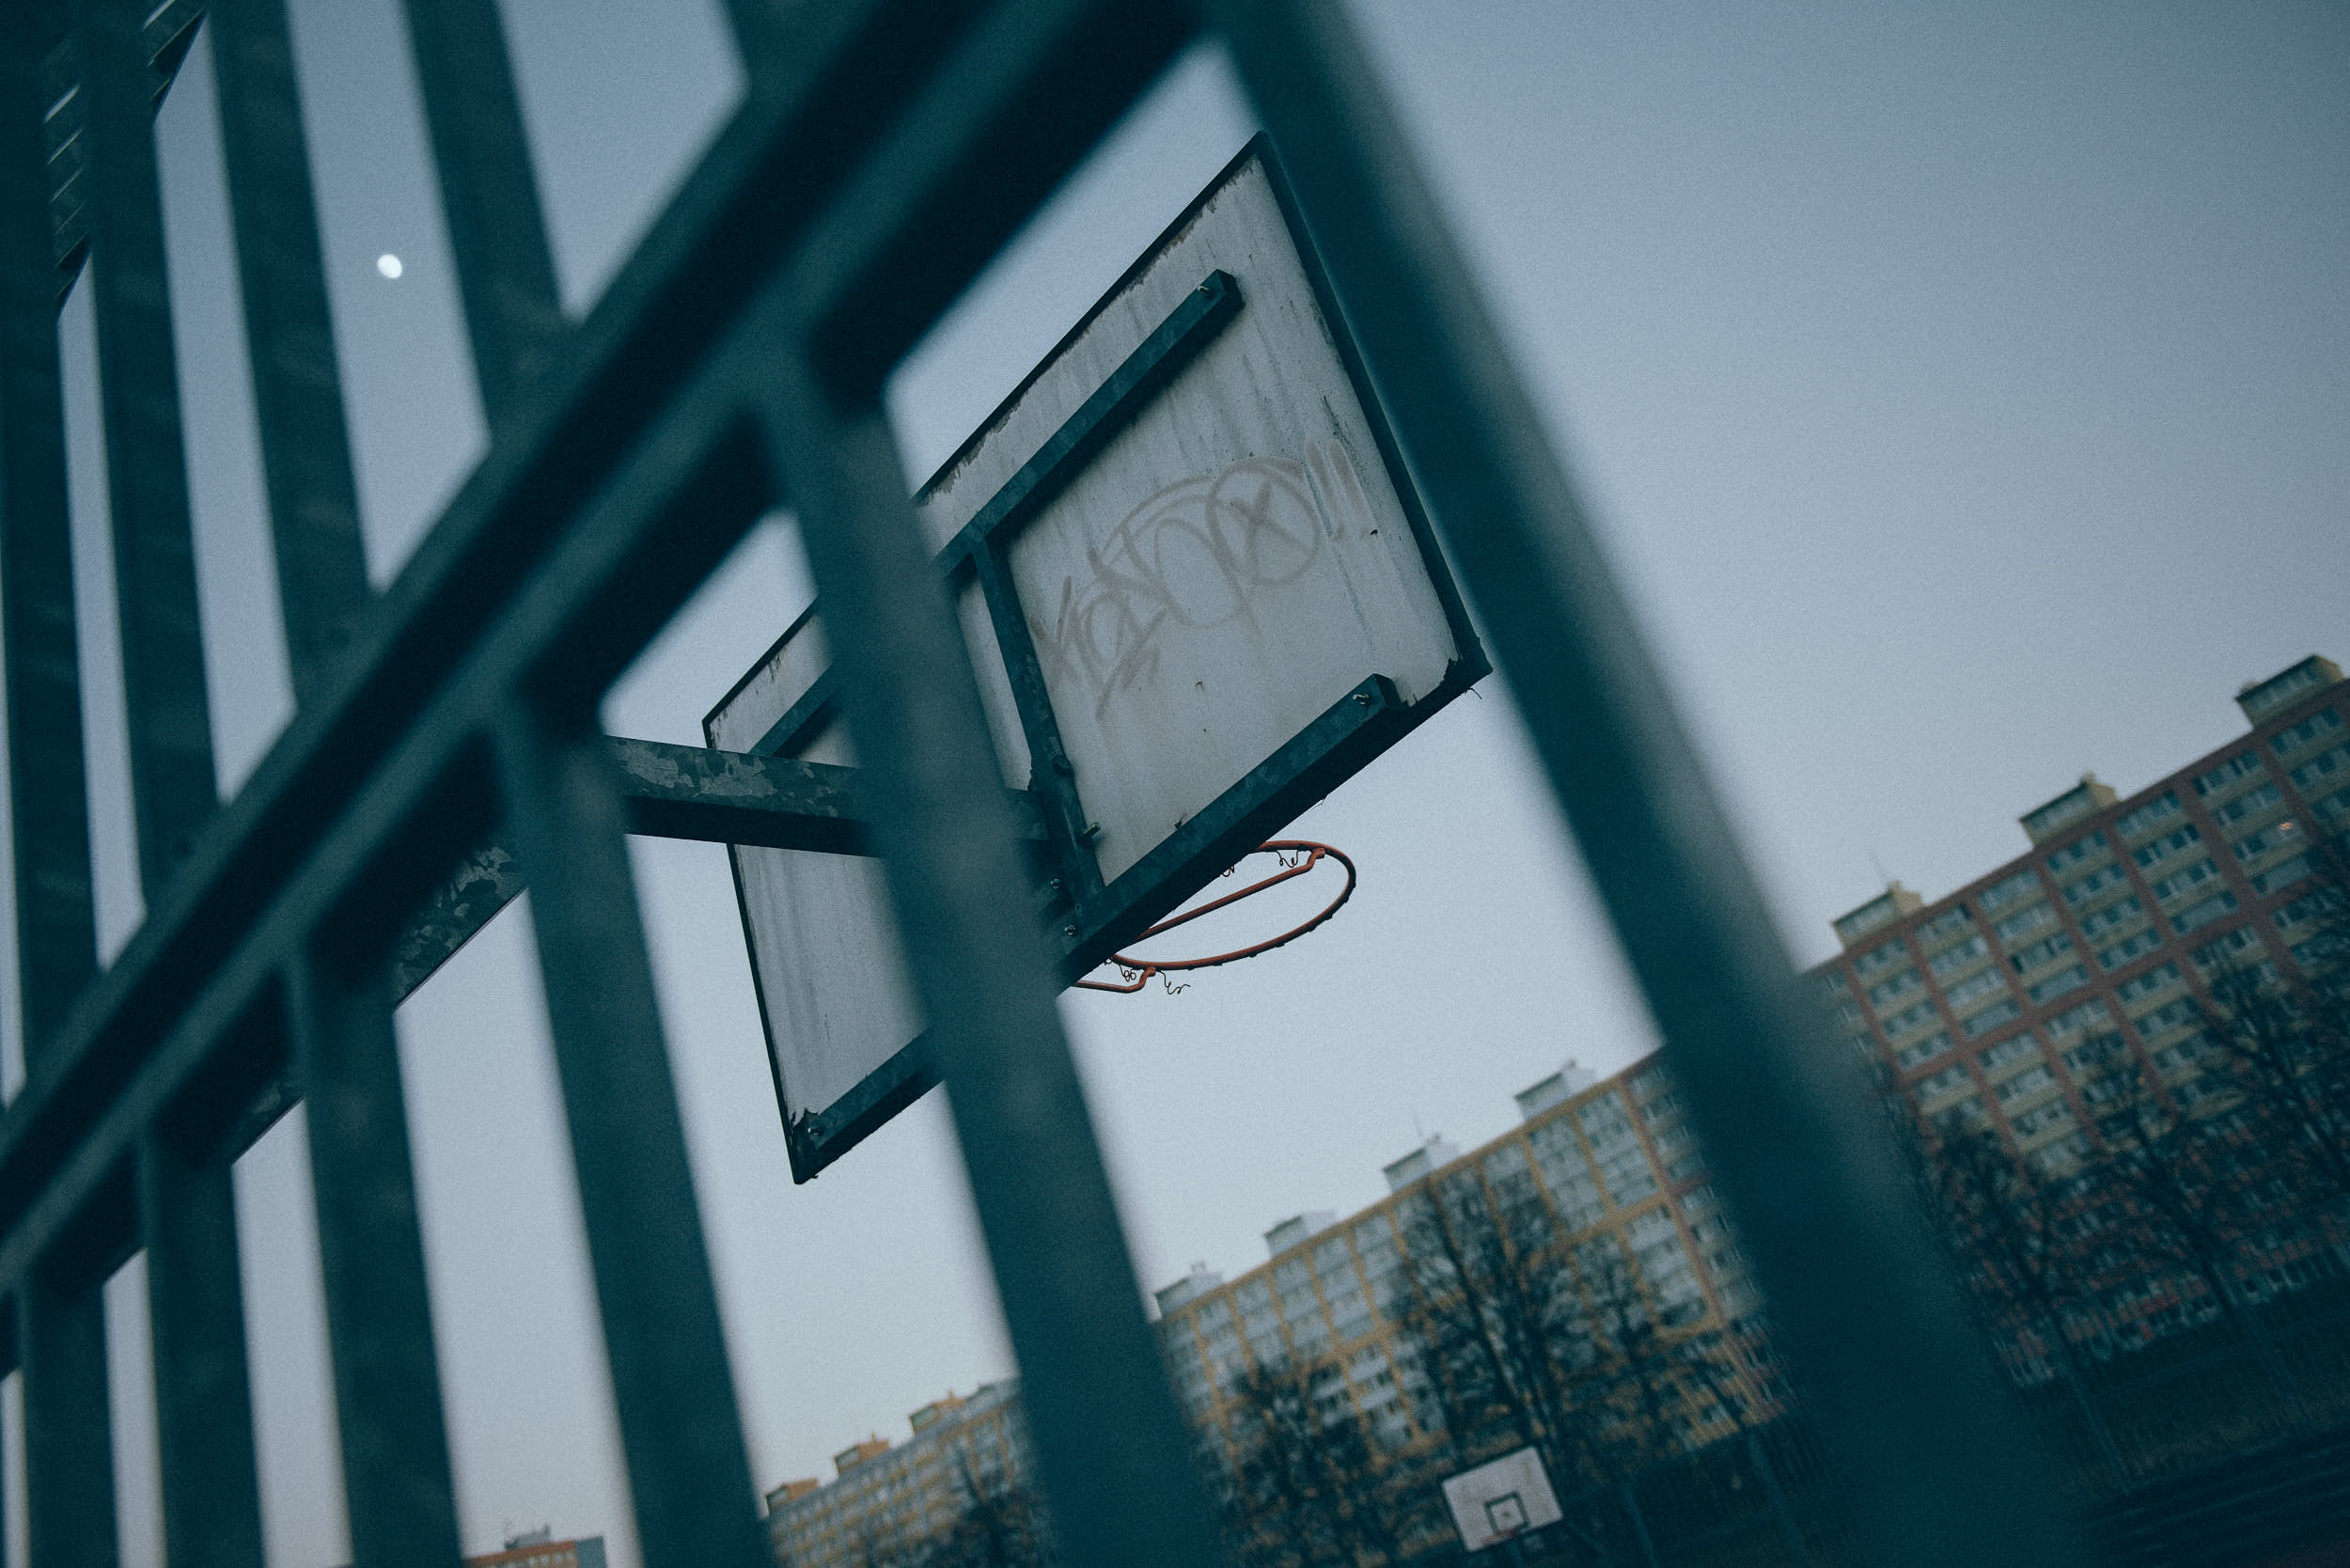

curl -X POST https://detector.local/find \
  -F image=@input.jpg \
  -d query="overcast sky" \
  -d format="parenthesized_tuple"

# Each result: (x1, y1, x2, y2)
(8, 2, 2345, 1565)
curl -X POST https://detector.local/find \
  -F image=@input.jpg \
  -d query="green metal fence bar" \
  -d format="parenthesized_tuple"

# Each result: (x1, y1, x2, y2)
(494, 700, 769, 1568)
(1207, 1, 2080, 1563)
(290, 946, 466, 1568)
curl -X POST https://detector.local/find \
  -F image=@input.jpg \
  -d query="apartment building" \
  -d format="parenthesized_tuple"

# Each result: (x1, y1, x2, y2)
(758, 1050, 1756, 1567)
(1815, 654, 2346, 1323)
(764, 1381, 1040, 1568)
(1152, 655, 2346, 1457)
(1152, 1051, 1770, 1467)
(463, 1533, 608, 1568)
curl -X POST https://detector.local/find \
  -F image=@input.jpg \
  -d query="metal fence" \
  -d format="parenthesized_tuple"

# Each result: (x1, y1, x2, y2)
(0, 3, 2087, 1566)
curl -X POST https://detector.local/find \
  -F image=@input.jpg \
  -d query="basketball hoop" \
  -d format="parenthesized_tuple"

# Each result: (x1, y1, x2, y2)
(1075, 840, 1356, 994)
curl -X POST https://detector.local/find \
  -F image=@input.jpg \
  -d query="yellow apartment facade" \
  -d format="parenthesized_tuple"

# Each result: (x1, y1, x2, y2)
(764, 1382, 1038, 1567)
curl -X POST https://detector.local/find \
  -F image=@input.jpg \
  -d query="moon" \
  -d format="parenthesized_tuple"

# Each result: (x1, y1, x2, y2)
(376, 253, 403, 280)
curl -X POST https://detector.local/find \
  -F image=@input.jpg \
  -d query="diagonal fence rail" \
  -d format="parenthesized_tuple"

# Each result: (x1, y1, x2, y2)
(0, 2, 2084, 1566)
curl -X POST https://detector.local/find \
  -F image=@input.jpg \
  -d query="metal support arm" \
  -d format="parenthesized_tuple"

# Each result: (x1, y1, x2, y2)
(390, 736, 1045, 1001)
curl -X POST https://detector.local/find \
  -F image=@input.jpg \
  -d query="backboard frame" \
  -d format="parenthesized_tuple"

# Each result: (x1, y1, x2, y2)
(1441, 1446, 1564, 1553)
(709, 135, 1488, 1180)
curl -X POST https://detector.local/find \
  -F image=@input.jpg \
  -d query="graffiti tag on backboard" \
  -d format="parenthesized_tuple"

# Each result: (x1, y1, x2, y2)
(1029, 442, 1372, 720)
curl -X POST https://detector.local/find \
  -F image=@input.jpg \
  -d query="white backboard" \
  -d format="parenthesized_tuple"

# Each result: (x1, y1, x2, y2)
(1441, 1447, 1563, 1553)
(707, 139, 1483, 1179)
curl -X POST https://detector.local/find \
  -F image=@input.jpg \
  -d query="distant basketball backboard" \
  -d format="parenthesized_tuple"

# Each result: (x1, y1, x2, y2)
(707, 137, 1485, 1180)
(1441, 1447, 1562, 1553)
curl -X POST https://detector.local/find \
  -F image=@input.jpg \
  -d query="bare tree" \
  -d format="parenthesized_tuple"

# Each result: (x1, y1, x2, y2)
(2091, 1053, 2311, 1426)
(1898, 1095, 2124, 1481)
(1389, 1168, 1607, 1501)
(925, 1441, 1057, 1567)
(1217, 1351, 1408, 1568)
(1559, 1236, 1762, 1466)
(2193, 836, 2350, 1264)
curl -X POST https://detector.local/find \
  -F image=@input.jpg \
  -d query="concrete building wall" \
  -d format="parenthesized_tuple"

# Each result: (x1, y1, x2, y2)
(765, 1382, 1034, 1568)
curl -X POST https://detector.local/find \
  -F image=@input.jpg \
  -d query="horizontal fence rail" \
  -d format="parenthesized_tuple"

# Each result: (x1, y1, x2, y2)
(0, 2, 2085, 1566)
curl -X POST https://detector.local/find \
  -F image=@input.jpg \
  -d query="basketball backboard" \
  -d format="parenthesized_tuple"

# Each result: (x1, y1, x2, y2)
(707, 137, 1486, 1180)
(1441, 1447, 1563, 1552)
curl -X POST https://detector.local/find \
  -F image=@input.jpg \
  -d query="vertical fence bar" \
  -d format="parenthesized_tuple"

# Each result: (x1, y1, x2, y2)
(1205, 3, 2078, 1564)
(67, 7, 286, 1564)
(71, 0, 215, 890)
(289, 950, 464, 1568)
(210, 0, 376, 691)
(0, 13, 103, 1558)
(492, 701, 766, 1568)
(139, 1135, 267, 1568)
(0, 0, 98, 1058)
(750, 368, 1225, 1568)
(21, 3, 220, 1560)
(19, 1268, 115, 1568)
(154, 11, 382, 1550)
(398, 0, 565, 424)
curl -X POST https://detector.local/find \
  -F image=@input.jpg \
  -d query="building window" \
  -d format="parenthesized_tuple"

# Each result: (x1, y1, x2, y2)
(1980, 869, 2042, 912)
(1867, 968, 1924, 1009)
(1598, 1146, 1658, 1205)
(2097, 928, 2163, 970)
(1877, 1000, 1936, 1036)
(2045, 999, 2113, 1039)
(2078, 895, 2146, 939)
(1918, 904, 1974, 944)
(2062, 1030, 2124, 1073)
(2027, 964, 2090, 1005)
(2251, 855, 2314, 896)
(1928, 933, 1990, 978)
(1577, 1092, 1635, 1147)
(2290, 742, 2350, 790)
(2115, 962, 2183, 1003)
(2149, 857, 2220, 903)
(2045, 832, 2109, 873)
(2133, 823, 2202, 870)
(2134, 997, 2201, 1039)
(2170, 890, 2240, 935)
(2231, 820, 2304, 864)
(2275, 892, 2329, 933)
(1996, 1064, 2056, 1105)
(1943, 968, 2010, 1009)
(2214, 780, 2284, 825)
(1908, 1062, 1965, 1100)
(2152, 1035, 2208, 1074)
(1961, 998, 2022, 1039)
(2062, 864, 2129, 905)
(2271, 706, 2342, 757)
(1978, 1034, 2041, 1073)
(1853, 937, 1910, 980)
(2007, 932, 2075, 973)
(1995, 902, 2060, 944)
(2013, 1102, 2074, 1138)
(2115, 791, 2183, 840)
(2194, 751, 2264, 797)
(1894, 1030, 1952, 1071)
